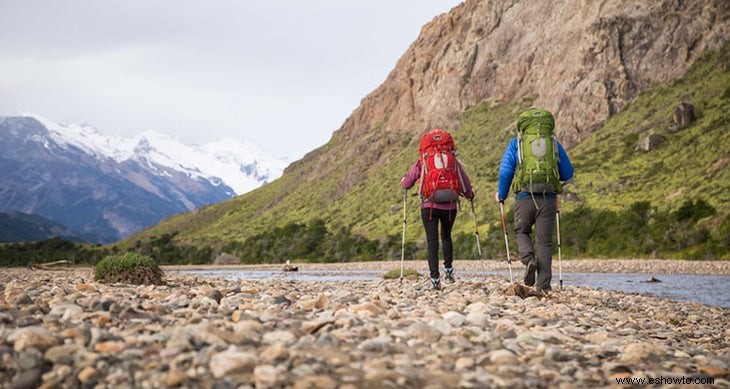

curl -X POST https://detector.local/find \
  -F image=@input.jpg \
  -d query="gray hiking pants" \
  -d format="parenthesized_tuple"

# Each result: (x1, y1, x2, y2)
(514, 197, 557, 291)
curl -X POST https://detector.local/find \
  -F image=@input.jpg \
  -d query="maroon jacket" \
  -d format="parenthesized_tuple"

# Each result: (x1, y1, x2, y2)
(401, 160, 474, 210)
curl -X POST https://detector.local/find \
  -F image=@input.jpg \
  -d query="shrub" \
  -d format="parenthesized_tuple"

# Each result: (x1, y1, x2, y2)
(237, 219, 412, 263)
(94, 252, 164, 285)
(383, 268, 420, 279)
(673, 199, 716, 223)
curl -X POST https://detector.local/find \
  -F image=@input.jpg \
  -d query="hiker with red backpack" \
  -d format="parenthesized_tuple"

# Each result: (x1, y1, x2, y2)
(495, 109, 574, 293)
(401, 129, 474, 290)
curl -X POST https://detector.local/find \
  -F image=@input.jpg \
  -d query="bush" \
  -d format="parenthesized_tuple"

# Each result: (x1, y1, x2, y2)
(0, 238, 110, 267)
(131, 232, 213, 265)
(383, 268, 421, 279)
(673, 199, 716, 223)
(556, 200, 726, 259)
(94, 252, 164, 285)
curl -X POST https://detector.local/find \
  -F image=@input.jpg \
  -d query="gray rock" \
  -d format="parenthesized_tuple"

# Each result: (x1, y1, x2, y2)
(407, 321, 442, 343)
(8, 326, 59, 352)
(44, 344, 80, 365)
(489, 349, 519, 365)
(213, 252, 240, 265)
(209, 348, 258, 378)
(465, 312, 490, 327)
(262, 330, 297, 346)
(357, 336, 392, 352)
(635, 134, 666, 152)
(671, 102, 696, 131)
(9, 368, 42, 389)
(12, 293, 33, 306)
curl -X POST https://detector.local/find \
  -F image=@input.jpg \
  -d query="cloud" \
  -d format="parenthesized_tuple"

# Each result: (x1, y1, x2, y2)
(0, 0, 461, 160)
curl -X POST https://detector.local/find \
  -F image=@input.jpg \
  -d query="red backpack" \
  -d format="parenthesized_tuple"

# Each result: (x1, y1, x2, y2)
(418, 129, 464, 203)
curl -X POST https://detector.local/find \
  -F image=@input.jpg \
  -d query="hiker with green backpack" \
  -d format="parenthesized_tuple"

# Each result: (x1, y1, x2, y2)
(494, 109, 574, 292)
(402, 129, 474, 291)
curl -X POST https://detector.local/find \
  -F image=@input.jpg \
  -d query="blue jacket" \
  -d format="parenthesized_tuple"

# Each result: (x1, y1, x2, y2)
(497, 137, 574, 201)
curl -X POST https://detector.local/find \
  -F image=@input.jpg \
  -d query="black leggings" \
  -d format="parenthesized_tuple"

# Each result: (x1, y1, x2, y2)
(421, 208, 457, 279)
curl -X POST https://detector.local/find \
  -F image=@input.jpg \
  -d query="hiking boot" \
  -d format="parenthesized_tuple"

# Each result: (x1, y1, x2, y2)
(524, 261, 537, 287)
(431, 278, 441, 290)
(444, 268, 455, 284)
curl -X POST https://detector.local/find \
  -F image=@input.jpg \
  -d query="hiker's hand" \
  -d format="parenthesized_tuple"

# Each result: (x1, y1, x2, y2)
(494, 192, 502, 203)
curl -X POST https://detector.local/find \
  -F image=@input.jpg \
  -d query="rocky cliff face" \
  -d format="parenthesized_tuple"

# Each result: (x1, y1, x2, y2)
(294, 0, 727, 175)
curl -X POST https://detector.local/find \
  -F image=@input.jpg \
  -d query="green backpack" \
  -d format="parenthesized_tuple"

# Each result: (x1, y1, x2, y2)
(513, 108, 563, 194)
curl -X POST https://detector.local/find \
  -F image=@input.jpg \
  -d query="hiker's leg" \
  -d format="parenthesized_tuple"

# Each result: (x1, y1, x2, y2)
(438, 208, 457, 270)
(514, 199, 537, 266)
(534, 198, 557, 291)
(421, 208, 440, 280)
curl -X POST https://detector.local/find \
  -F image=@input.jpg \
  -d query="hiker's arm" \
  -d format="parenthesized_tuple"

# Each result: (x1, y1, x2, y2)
(458, 163, 474, 199)
(557, 142, 574, 182)
(496, 138, 518, 201)
(401, 161, 420, 190)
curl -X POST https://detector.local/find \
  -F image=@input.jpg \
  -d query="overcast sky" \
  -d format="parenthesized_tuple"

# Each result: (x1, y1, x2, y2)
(0, 1, 462, 161)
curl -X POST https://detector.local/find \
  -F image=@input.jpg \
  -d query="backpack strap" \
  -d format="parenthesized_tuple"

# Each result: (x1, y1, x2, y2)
(529, 174, 539, 210)
(418, 157, 426, 204)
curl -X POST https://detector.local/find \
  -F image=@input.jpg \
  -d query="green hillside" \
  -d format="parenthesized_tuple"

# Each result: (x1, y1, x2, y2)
(569, 47, 729, 214)
(119, 43, 729, 262)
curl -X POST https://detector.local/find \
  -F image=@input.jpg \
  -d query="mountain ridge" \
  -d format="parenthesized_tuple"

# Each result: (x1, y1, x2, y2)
(0, 211, 90, 243)
(0, 115, 287, 243)
(24, 113, 287, 195)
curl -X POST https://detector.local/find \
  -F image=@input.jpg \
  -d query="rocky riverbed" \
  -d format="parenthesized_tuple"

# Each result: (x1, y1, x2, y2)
(170, 258, 730, 276)
(1, 260, 728, 388)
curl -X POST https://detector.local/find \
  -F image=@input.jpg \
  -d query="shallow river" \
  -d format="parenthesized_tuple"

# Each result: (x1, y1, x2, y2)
(174, 269, 729, 308)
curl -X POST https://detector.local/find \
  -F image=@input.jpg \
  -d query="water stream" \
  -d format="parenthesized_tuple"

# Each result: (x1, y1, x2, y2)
(173, 269, 729, 308)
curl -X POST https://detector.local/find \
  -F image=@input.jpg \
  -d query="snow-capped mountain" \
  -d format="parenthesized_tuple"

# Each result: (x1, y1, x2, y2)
(0, 114, 287, 243)
(30, 113, 287, 195)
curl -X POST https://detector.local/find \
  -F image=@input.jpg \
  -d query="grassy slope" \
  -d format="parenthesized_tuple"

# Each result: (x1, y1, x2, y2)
(121, 44, 729, 251)
(566, 45, 730, 221)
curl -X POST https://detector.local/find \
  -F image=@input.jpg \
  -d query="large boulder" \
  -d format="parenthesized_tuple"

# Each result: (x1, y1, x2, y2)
(635, 134, 666, 152)
(213, 253, 240, 265)
(670, 102, 696, 132)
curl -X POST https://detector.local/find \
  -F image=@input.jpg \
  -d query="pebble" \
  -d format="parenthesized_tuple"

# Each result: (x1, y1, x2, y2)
(0, 261, 727, 387)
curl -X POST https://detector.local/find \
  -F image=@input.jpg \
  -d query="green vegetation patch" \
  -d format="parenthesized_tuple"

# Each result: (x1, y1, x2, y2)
(230, 219, 417, 263)
(383, 268, 421, 279)
(94, 252, 165, 285)
(567, 41, 730, 218)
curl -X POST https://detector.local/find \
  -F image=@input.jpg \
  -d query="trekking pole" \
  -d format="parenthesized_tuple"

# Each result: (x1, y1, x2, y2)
(400, 189, 407, 284)
(556, 197, 563, 290)
(499, 201, 514, 283)
(470, 199, 485, 278)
